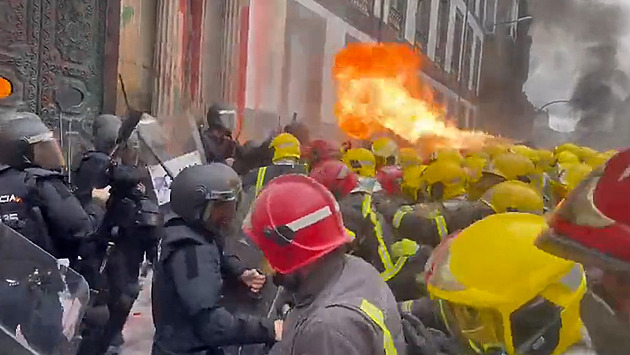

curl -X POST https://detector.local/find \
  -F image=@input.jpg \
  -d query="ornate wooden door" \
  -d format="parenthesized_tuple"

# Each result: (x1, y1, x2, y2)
(0, 0, 107, 145)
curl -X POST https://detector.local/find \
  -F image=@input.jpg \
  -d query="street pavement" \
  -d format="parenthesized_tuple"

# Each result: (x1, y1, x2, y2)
(120, 272, 154, 354)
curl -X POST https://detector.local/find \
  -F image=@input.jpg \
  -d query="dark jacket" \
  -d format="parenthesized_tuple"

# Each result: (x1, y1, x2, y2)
(151, 218, 275, 355)
(241, 163, 308, 194)
(385, 199, 494, 247)
(339, 192, 396, 274)
(0, 165, 95, 260)
(269, 254, 406, 355)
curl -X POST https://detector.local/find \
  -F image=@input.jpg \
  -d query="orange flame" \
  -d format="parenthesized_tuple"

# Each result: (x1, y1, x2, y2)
(333, 43, 494, 151)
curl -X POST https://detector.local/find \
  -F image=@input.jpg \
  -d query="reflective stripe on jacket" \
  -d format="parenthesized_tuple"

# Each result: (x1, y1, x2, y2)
(269, 255, 406, 355)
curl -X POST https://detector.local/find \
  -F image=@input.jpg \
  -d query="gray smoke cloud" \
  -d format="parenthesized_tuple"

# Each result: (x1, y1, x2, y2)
(526, 0, 630, 148)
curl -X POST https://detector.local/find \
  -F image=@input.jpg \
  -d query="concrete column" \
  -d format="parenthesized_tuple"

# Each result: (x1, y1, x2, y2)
(152, 0, 185, 118)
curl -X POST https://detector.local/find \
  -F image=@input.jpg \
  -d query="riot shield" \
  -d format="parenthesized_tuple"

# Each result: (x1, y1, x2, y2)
(136, 113, 204, 206)
(0, 223, 89, 355)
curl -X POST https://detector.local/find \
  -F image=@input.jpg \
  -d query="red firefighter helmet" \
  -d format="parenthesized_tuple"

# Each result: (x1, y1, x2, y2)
(309, 160, 358, 200)
(536, 149, 630, 272)
(305, 139, 341, 168)
(243, 175, 353, 274)
(376, 165, 403, 195)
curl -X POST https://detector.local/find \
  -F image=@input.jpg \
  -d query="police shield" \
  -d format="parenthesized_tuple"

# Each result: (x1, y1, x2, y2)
(136, 113, 204, 206)
(0, 223, 89, 354)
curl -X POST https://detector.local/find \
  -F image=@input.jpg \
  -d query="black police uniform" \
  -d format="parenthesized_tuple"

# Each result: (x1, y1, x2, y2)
(152, 218, 275, 355)
(0, 164, 95, 354)
(77, 162, 163, 355)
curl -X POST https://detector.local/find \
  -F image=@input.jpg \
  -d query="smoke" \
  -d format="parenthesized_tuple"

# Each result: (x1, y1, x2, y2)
(527, 0, 630, 145)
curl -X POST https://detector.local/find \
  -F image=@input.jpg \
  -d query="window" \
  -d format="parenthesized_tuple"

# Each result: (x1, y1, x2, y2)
(389, 0, 407, 32)
(470, 0, 477, 17)
(479, 0, 486, 24)
(451, 10, 464, 77)
(415, 0, 431, 51)
(462, 25, 474, 88)
(435, 0, 450, 68)
(349, 0, 375, 16)
(472, 37, 482, 91)
(0, 76, 12, 99)
(484, 0, 496, 32)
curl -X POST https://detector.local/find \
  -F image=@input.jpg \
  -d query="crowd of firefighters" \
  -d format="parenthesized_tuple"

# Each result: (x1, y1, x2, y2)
(210, 128, 626, 355)
(3, 101, 629, 355)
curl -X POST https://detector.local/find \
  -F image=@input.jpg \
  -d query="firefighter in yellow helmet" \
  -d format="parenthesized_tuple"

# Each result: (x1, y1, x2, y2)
(584, 152, 609, 169)
(536, 149, 555, 173)
(548, 163, 593, 207)
(337, 150, 426, 302)
(510, 144, 537, 162)
(422, 160, 468, 202)
(401, 165, 427, 203)
(241, 133, 308, 197)
(554, 150, 580, 168)
(430, 147, 464, 165)
(463, 154, 488, 187)
(426, 213, 589, 355)
(555, 142, 582, 157)
(399, 147, 421, 169)
(468, 152, 538, 201)
(480, 180, 544, 215)
(372, 137, 399, 169)
(382, 160, 494, 248)
(482, 142, 509, 158)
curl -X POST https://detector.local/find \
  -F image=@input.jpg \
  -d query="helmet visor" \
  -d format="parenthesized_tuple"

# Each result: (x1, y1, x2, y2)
(438, 296, 564, 355)
(438, 300, 505, 353)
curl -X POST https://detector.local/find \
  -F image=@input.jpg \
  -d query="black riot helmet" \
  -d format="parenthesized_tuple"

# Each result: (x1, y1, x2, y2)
(170, 163, 242, 225)
(0, 111, 62, 169)
(92, 114, 122, 153)
(206, 103, 236, 135)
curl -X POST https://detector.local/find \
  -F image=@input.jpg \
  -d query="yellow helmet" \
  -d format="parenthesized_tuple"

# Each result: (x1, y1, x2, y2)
(554, 151, 580, 167)
(399, 147, 421, 168)
(535, 149, 555, 173)
(510, 145, 537, 162)
(585, 153, 609, 169)
(427, 213, 586, 355)
(554, 142, 581, 157)
(550, 163, 593, 203)
(490, 152, 537, 182)
(578, 146, 597, 162)
(401, 165, 427, 202)
(431, 147, 464, 164)
(372, 137, 399, 167)
(482, 143, 509, 158)
(270, 133, 301, 162)
(422, 160, 467, 201)
(343, 148, 377, 178)
(603, 149, 618, 159)
(463, 155, 487, 184)
(480, 180, 544, 215)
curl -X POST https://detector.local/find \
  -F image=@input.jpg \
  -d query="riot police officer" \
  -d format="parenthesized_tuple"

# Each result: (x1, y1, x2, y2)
(77, 127, 163, 355)
(152, 163, 280, 355)
(0, 110, 96, 354)
(200, 104, 238, 163)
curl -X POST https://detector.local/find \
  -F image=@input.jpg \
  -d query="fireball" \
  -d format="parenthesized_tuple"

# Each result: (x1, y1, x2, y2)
(333, 43, 494, 152)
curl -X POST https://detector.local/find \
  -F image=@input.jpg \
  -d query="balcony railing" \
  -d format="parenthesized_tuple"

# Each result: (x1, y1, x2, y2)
(348, 0, 374, 16)
(388, 7, 403, 31)
(414, 30, 428, 51)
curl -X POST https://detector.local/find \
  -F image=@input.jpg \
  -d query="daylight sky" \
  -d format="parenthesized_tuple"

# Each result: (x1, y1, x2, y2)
(524, 0, 630, 132)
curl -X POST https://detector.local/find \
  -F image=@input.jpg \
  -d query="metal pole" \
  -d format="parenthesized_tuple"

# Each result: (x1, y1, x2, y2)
(456, 0, 470, 128)
(539, 99, 573, 112)
(377, 0, 385, 42)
